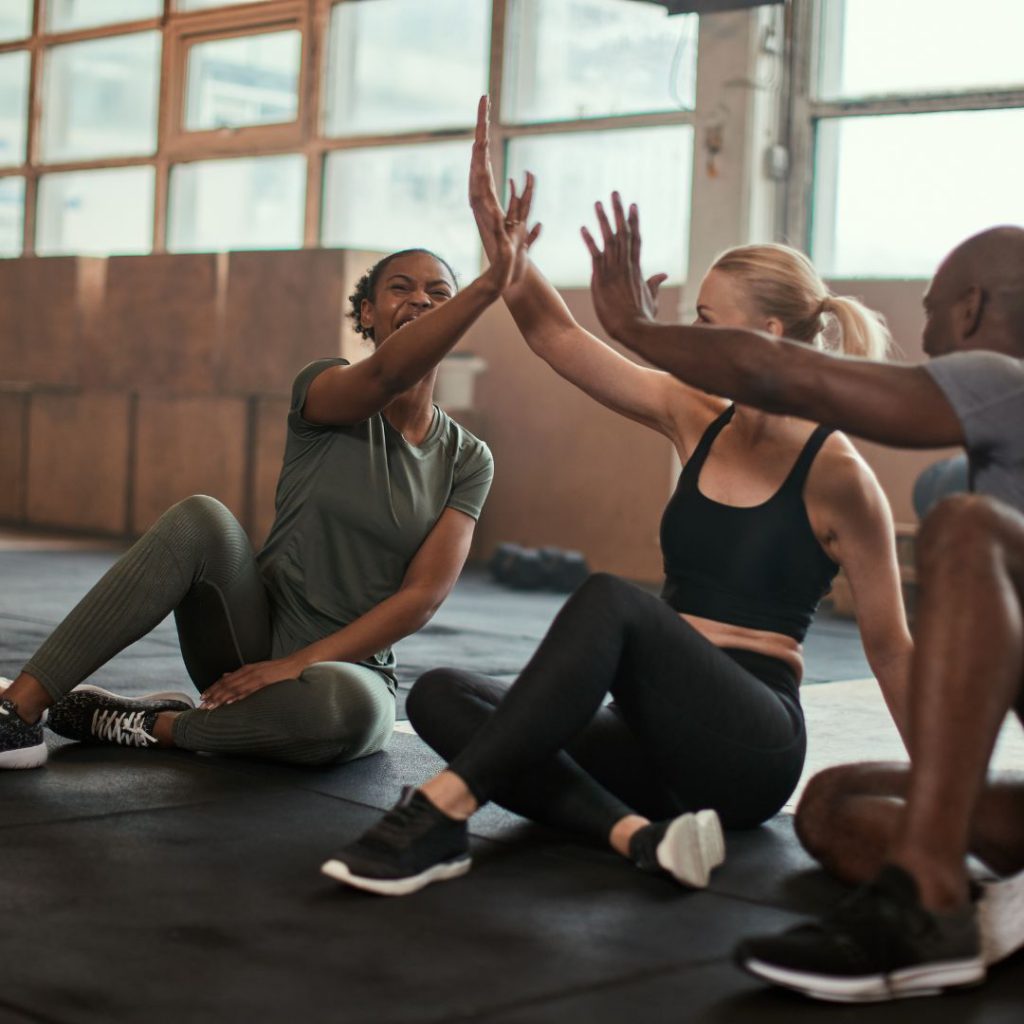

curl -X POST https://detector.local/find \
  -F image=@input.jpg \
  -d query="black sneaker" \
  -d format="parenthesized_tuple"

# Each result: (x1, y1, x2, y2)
(630, 809, 725, 887)
(0, 698, 47, 769)
(47, 685, 195, 749)
(321, 787, 470, 896)
(735, 864, 985, 1002)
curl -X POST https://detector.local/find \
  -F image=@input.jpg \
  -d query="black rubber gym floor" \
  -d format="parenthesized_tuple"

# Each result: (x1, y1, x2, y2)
(1, 548, 1021, 1023)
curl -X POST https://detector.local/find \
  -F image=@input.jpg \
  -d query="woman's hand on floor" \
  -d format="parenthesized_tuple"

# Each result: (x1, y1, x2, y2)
(199, 655, 308, 709)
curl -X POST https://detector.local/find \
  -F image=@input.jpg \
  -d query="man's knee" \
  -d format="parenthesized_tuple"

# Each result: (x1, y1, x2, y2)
(917, 494, 1006, 572)
(794, 765, 859, 857)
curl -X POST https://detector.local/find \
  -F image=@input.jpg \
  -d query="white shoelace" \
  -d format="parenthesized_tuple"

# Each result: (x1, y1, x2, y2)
(90, 708, 156, 747)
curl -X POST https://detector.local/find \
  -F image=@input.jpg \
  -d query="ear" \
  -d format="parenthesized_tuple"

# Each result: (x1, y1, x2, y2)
(360, 296, 375, 334)
(764, 316, 785, 338)
(958, 284, 985, 338)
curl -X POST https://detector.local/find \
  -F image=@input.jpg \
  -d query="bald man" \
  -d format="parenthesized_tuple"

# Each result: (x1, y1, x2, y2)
(584, 217, 1024, 1001)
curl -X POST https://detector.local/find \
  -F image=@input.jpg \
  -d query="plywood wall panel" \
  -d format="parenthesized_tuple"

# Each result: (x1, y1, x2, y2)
(26, 392, 130, 533)
(467, 295, 675, 583)
(0, 390, 28, 522)
(132, 395, 248, 534)
(249, 396, 290, 549)
(0, 258, 81, 386)
(79, 254, 220, 394)
(221, 249, 350, 396)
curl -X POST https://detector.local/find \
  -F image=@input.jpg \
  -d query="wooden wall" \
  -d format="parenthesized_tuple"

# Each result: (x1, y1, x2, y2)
(0, 250, 380, 547)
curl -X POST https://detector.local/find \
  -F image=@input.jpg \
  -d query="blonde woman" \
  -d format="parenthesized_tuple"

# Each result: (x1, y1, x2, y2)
(318, 106, 911, 896)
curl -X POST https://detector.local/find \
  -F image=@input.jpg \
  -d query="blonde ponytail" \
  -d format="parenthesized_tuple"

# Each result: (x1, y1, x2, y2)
(711, 243, 894, 361)
(819, 294, 894, 361)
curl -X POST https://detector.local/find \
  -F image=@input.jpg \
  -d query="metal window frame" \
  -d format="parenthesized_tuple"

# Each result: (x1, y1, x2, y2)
(0, 0, 702, 259)
(785, 0, 1024, 268)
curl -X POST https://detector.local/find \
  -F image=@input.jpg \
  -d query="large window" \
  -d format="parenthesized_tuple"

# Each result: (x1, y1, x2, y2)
(798, 0, 1024, 278)
(1, 0, 701, 277)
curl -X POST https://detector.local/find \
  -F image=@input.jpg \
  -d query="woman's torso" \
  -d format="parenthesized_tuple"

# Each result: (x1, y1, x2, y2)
(661, 403, 842, 679)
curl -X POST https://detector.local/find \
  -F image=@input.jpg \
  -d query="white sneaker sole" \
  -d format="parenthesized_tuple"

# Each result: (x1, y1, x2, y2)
(320, 856, 471, 896)
(742, 955, 986, 1002)
(0, 739, 47, 769)
(70, 684, 196, 708)
(656, 809, 725, 888)
(979, 870, 1024, 965)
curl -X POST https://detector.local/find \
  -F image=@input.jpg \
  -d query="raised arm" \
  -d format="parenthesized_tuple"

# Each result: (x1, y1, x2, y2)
(469, 99, 719, 440)
(303, 105, 536, 428)
(582, 194, 964, 450)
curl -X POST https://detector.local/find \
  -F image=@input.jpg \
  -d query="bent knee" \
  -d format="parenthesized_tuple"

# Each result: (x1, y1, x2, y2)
(794, 765, 858, 854)
(407, 668, 470, 732)
(918, 494, 1007, 565)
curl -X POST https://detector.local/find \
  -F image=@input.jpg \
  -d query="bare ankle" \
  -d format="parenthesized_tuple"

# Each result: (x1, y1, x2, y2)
(152, 712, 180, 748)
(3, 673, 53, 725)
(888, 850, 970, 912)
(610, 815, 651, 858)
(419, 771, 478, 821)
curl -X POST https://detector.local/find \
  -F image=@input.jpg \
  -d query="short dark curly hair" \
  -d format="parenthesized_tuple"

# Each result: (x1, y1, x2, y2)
(347, 248, 459, 341)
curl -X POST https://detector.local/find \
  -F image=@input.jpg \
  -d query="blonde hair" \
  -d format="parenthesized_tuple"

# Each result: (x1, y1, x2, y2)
(711, 243, 893, 361)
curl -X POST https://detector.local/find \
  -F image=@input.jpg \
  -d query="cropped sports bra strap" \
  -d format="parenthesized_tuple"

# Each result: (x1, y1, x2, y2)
(681, 404, 736, 481)
(782, 424, 836, 493)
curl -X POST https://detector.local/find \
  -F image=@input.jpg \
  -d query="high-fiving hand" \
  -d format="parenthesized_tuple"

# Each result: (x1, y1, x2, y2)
(471, 96, 541, 292)
(582, 192, 668, 344)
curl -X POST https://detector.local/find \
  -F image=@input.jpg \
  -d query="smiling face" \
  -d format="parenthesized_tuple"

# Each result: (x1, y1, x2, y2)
(360, 251, 457, 346)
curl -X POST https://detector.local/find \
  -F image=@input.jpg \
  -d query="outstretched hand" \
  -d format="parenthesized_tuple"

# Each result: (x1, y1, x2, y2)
(470, 95, 541, 292)
(581, 192, 668, 344)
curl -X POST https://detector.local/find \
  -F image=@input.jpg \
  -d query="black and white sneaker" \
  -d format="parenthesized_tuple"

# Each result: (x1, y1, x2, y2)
(630, 809, 725, 888)
(735, 864, 985, 1002)
(0, 698, 47, 769)
(321, 787, 470, 896)
(47, 685, 195, 749)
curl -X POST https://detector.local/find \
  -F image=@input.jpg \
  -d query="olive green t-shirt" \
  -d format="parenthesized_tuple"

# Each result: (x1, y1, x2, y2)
(256, 358, 494, 689)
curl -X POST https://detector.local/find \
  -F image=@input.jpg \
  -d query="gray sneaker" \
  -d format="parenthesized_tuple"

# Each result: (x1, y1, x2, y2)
(735, 865, 984, 1002)
(48, 685, 195, 749)
(0, 698, 47, 769)
(629, 809, 725, 887)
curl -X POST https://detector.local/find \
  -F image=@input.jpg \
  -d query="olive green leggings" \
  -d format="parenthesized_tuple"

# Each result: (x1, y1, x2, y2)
(24, 495, 394, 767)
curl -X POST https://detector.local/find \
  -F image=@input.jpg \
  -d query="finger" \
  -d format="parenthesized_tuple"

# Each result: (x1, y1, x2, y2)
(475, 95, 488, 149)
(611, 191, 628, 236)
(647, 273, 669, 300)
(580, 225, 602, 260)
(519, 171, 536, 223)
(628, 203, 642, 264)
(594, 201, 614, 247)
(526, 223, 542, 249)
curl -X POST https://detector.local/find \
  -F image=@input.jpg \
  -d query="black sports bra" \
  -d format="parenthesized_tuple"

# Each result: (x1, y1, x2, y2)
(660, 405, 840, 642)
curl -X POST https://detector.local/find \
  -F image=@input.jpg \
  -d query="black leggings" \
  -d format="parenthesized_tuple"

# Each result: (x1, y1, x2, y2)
(407, 573, 805, 836)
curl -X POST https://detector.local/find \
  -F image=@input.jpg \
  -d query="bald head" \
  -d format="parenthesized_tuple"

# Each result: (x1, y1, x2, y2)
(924, 225, 1024, 357)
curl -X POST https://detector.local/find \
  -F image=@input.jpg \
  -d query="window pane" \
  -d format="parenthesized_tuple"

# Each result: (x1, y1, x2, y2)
(46, 0, 161, 32)
(168, 155, 306, 252)
(177, 0, 272, 10)
(818, 0, 1024, 99)
(0, 1, 32, 42)
(42, 33, 161, 162)
(504, 0, 697, 123)
(324, 0, 488, 137)
(0, 52, 30, 167)
(812, 110, 1024, 278)
(323, 142, 479, 278)
(507, 127, 692, 287)
(185, 30, 301, 132)
(37, 167, 154, 256)
(0, 177, 25, 256)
